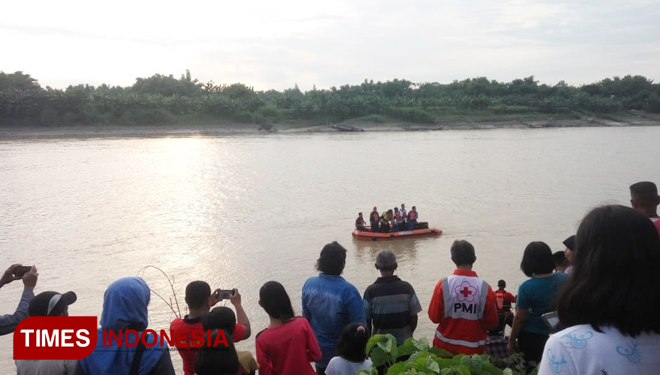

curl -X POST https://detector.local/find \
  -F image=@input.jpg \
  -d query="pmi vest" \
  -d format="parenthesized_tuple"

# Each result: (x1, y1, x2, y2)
(441, 275, 488, 320)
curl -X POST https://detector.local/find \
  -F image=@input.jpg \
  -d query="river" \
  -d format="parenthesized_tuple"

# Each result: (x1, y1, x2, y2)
(1, 126, 659, 372)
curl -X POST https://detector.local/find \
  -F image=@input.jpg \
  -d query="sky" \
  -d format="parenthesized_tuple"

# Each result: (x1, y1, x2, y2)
(2, 0, 659, 92)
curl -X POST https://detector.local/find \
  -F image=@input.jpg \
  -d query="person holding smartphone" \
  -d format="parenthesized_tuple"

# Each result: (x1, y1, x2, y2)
(170, 281, 252, 375)
(0, 264, 38, 336)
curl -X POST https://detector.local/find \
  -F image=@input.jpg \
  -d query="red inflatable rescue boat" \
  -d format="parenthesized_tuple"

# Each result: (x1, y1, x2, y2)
(352, 225, 442, 241)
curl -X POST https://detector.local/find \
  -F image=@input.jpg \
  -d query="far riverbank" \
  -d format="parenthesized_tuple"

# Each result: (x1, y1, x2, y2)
(1, 113, 659, 139)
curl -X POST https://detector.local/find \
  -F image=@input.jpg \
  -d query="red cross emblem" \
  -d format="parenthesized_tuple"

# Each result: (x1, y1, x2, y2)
(454, 281, 477, 302)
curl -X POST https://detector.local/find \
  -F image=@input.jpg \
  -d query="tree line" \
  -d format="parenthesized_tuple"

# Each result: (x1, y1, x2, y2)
(1, 70, 659, 126)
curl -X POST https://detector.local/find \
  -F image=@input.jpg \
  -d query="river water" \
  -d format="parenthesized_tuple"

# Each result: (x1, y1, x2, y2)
(1, 126, 659, 372)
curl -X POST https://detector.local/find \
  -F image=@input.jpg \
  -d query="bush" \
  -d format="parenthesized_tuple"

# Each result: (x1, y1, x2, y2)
(388, 107, 435, 124)
(119, 108, 174, 125)
(354, 114, 387, 123)
(256, 105, 280, 119)
(358, 335, 530, 375)
(232, 111, 254, 123)
(647, 95, 660, 113)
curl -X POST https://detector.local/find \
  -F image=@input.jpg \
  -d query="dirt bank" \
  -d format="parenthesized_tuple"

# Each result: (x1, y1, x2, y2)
(1, 114, 659, 139)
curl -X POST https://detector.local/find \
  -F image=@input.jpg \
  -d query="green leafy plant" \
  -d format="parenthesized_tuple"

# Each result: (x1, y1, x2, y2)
(358, 337, 527, 375)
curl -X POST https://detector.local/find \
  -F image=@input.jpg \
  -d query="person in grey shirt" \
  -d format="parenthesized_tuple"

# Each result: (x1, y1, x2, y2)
(0, 264, 38, 336)
(16, 290, 78, 375)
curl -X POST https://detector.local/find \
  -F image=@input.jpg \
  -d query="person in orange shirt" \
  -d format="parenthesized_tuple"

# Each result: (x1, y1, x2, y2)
(428, 240, 499, 355)
(494, 280, 516, 331)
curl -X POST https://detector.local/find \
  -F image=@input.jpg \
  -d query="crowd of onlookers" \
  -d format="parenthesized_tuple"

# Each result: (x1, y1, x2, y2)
(2, 181, 660, 375)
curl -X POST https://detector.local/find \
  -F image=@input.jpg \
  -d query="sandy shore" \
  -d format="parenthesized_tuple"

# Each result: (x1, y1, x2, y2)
(1, 115, 659, 139)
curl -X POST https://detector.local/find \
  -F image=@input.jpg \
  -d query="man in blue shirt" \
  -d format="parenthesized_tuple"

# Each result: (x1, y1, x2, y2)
(302, 242, 365, 375)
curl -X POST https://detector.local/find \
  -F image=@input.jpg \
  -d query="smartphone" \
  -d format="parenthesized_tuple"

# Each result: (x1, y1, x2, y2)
(13, 266, 32, 278)
(215, 290, 234, 300)
(542, 311, 561, 333)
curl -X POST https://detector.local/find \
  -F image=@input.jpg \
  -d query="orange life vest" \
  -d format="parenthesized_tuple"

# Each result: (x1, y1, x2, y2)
(495, 291, 504, 310)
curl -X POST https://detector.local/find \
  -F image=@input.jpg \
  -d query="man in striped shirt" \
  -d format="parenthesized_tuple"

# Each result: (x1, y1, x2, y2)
(363, 250, 422, 345)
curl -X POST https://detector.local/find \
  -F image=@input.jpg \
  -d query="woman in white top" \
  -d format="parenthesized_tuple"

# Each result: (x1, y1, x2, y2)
(538, 205, 660, 375)
(325, 323, 372, 375)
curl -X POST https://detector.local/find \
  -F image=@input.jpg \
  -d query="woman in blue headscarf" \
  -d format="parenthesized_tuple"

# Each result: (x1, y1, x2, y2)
(74, 277, 175, 375)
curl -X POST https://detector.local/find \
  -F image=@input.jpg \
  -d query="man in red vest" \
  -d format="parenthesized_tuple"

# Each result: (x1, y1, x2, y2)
(428, 240, 499, 354)
(494, 280, 516, 332)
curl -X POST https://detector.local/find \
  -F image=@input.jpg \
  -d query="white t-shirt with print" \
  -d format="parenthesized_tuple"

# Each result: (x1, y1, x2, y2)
(325, 356, 372, 375)
(538, 324, 660, 375)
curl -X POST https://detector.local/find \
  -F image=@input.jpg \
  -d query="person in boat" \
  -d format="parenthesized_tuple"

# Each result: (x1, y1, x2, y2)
(379, 211, 390, 233)
(369, 207, 380, 233)
(399, 204, 407, 230)
(407, 206, 418, 230)
(393, 207, 401, 231)
(355, 213, 367, 231)
(385, 210, 395, 232)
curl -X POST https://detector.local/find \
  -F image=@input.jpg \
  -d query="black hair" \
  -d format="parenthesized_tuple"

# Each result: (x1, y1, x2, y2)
(520, 242, 555, 277)
(195, 306, 239, 375)
(337, 323, 369, 362)
(316, 241, 347, 275)
(450, 240, 476, 266)
(552, 251, 569, 268)
(557, 205, 660, 337)
(259, 281, 295, 321)
(202, 307, 236, 336)
(185, 281, 211, 309)
(630, 181, 659, 208)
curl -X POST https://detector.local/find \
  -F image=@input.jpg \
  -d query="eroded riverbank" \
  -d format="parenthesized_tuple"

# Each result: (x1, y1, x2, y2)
(1, 114, 659, 139)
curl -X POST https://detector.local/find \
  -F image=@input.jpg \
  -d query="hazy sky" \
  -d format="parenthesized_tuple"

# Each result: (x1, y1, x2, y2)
(2, 0, 659, 91)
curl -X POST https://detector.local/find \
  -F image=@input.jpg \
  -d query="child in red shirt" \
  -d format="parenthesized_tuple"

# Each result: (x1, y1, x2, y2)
(256, 281, 321, 375)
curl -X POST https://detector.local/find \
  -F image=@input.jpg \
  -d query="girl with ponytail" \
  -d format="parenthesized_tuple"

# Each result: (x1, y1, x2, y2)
(325, 323, 373, 375)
